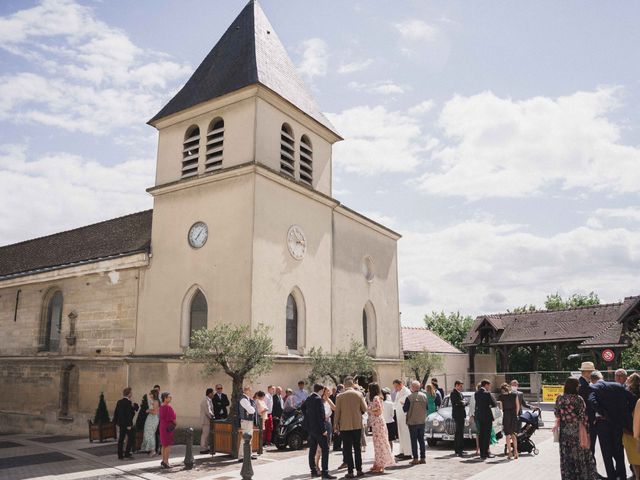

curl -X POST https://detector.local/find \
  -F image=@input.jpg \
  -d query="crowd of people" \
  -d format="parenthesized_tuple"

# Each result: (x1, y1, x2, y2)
(111, 375, 542, 475)
(553, 363, 640, 480)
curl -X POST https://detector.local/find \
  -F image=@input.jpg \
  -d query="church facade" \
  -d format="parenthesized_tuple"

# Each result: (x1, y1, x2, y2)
(0, 1, 401, 433)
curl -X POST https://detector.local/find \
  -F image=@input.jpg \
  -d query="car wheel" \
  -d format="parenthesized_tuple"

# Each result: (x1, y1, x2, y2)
(426, 438, 438, 447)
(288, 431, 304, 450)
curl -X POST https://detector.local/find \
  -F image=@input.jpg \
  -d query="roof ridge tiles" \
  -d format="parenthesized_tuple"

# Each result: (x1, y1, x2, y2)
(483, 299, 637, 318)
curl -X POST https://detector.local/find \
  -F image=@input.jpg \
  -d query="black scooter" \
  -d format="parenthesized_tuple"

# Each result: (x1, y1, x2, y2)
(273, 409, 307, 450)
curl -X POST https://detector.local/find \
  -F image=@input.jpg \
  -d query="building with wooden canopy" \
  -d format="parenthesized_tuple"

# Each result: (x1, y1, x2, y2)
(463, 296, 640, 375)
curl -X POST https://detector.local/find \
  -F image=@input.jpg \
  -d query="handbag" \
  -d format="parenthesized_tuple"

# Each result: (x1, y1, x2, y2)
(166, 422, 176, 433)
(578, 422, 590, 449)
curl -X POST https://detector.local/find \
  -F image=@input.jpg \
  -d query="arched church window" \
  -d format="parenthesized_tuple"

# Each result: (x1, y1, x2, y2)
(299, 135, 313, 186)
(362, 308, 368, 349)
(182, 125, 200, 178)
(205, 118, 224, 173)
(286, 293, 298, 350)
(280, 124, 295, 178)
(41, 290, 63, 351)
(363, 301, 377, 355)
(189, 290, 208, 345)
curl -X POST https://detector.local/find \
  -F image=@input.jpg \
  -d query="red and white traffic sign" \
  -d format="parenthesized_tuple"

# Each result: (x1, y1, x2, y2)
(601, 349, 615, 363)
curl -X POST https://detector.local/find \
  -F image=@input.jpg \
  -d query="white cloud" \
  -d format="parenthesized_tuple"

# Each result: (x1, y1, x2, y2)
(591, 207, 640, 222)
(338, 59, 373, 74)
(399, 218, 640, 324)
(0, 144, 153, 245)
(408, 100, 435, 116)
(348, 80, 405, 95)
(393, 20, 438, 42)
(327, 105, 437, 174)
(415, 87, 640, 199)
(0, 0, 190, 136)
(297, 38, 329, 80)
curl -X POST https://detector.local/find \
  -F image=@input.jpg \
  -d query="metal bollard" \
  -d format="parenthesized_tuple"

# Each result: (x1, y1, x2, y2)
(184, 427, 195, 470)
(240, 432, 253, 480)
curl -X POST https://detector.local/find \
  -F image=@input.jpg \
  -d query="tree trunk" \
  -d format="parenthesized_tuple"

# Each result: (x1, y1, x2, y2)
(229, 375, 244, 421)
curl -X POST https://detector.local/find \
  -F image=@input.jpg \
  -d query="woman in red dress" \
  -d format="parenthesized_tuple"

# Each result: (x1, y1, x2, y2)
(158, 392, 176, 469)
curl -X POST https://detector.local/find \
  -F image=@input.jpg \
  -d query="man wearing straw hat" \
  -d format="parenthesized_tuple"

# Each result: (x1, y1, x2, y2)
(578, 362, 599, 460)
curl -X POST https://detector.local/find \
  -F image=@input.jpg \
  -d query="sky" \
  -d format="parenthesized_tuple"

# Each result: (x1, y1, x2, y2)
(1, 0, 639, 326)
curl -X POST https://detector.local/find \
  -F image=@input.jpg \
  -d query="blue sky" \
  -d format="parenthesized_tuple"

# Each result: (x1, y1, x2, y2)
(1, 0, 639, 324)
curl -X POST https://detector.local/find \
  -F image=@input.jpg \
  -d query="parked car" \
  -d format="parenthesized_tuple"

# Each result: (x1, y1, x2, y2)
(425, 392, 503, 447)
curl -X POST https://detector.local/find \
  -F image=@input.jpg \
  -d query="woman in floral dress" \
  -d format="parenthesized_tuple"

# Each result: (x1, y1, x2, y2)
(554, 377, 597, 480)
(140, 389, 160, 455)
(367, 383, 395, 473)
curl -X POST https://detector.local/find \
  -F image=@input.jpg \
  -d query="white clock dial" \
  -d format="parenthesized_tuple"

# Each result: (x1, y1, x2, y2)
(287, 225, 306, 260)
(188, 221, 208, 248)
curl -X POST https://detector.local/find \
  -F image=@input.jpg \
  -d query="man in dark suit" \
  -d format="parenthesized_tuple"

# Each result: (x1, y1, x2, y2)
(578, 362, 598, 456)
(272, 386, 284, 440)
(212, 384, 230, 419)
(113, 387, 139, 459)
(303, 384, 336, 479)
(474, 379, 496, 459)
(589, 370, 635, 480)
(451, 380, 467, 457)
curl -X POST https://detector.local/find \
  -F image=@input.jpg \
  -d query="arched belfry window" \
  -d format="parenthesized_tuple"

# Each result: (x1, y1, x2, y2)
(189, 290, 208, 345)
(299, 135, 313, 186)
(286, 294, 298, 350)
(205, 118, 224, 173)
(40, 290, 63, 351)
(280, 124, 295, 178)
(181, 125, 200, 178)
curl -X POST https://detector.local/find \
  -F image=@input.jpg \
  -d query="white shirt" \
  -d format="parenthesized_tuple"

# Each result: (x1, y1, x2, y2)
(265, 392, 273, 414)
(393, 386, 411, 414)
(323, 401, 332, 420)
(239, 396, 255, 415)
(382, 398, 395, 423)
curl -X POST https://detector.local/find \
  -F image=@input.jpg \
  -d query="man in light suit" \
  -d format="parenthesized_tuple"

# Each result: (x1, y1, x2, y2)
(199, 388, 215, 454)
(334, 377, 367, 479)
(393, 379, 412, 460)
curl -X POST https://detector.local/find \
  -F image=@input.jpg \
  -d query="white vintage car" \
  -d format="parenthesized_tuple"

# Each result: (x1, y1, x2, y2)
(425, 392, 503, 447)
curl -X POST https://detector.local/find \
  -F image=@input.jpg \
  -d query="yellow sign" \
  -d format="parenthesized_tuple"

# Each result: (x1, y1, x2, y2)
(542, 385, 564, 402)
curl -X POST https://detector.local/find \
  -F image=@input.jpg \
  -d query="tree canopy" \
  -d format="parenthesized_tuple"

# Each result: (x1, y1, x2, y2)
(423, 311, 474, 352)
(185, 323, 274, 419)
(403, 350, 443, 387)
(509, 291, 601, 313)
(308, 341, 374, 386)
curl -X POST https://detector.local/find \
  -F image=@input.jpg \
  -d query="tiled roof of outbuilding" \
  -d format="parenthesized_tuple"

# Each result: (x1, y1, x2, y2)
(149, 1, 338, 136)
(0, 210, 152, 280)
(402, 326, 462, 354)
(463, 296, 640, 348)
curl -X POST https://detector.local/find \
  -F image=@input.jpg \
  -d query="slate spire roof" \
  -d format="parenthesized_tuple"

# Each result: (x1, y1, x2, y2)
(149, 0, 338, 136)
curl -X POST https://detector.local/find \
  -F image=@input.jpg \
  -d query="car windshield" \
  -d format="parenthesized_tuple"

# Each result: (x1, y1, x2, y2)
(441, 393, 472, 408)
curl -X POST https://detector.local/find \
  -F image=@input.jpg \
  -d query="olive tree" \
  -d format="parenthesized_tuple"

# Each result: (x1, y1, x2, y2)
(403, 350, 444, 387)
(185, 323, 274, 420)
(308, 341, 374, 386)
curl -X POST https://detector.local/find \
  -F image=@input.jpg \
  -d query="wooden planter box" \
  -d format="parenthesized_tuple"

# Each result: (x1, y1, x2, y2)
(88, 420, 116, 442)
(211, 420, 261, 456)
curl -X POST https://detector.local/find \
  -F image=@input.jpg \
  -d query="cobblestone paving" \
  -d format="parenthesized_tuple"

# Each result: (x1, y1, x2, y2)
(0, 429, 567, 480)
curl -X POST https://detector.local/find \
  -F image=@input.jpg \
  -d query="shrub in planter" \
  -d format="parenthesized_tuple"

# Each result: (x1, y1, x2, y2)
(88, 392, 116, 442)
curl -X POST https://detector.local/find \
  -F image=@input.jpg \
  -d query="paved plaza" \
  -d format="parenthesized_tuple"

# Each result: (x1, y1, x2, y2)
(0, 426, 586, 480)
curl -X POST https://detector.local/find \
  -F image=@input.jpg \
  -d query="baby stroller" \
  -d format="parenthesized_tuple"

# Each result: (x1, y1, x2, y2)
(516, 409, 540, 455)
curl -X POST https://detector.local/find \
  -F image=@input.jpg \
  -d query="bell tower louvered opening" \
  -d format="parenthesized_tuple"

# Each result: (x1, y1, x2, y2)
(182, 126, 200, 178)
(280, 123, 295, 178)
(299, 135, 313, 186)
(205, 118, 224, 173)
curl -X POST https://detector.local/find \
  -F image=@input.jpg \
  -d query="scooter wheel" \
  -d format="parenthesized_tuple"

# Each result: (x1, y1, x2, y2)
(533, 448, 539, 455)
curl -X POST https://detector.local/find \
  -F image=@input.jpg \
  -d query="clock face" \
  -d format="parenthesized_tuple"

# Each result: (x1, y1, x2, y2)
(287, 225, 306, 260)
(188, 222, 208, 248)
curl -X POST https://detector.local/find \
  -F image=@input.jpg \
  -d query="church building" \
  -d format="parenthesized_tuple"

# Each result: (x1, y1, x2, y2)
(0, 1, 401, 433)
